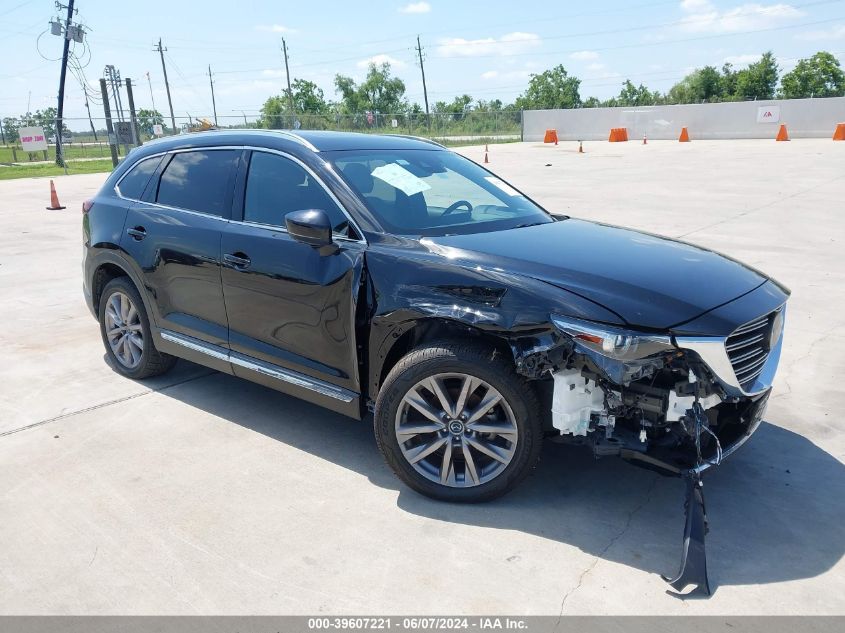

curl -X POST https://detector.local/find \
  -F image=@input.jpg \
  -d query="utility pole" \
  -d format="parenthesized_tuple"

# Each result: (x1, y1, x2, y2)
(83, 96, 97, 141)
(155, 39, 176, 135)
(145, 71, 156, 110)
(207, 65, 218, 126)
(55, 0, 75, 168)
(282, 38, 294, 125)
(105, 65, 124, 122)
(415, 35, 431, 131)
(125, 77, 141, 146)
(99, 77, 118, 167)
(0, 118, 5, 145)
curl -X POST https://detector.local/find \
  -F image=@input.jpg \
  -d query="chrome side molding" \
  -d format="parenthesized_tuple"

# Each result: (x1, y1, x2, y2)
(159, 330, 356, 403)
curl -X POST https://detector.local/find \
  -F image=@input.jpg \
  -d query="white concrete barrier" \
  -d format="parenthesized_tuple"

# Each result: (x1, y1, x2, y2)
(523, 97, 845, 141)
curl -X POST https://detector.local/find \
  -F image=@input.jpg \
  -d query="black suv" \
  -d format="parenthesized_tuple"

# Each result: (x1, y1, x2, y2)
(83, 130, 788, 503)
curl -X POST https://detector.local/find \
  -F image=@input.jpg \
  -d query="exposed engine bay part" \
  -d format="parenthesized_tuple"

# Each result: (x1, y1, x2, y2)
(663, 473, 711, 596)
(550, 369, 605, 436)
(543, 349, 766, 598)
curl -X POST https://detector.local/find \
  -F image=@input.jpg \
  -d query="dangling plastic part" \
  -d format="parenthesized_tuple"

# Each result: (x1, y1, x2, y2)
(662, 473, 711, 596)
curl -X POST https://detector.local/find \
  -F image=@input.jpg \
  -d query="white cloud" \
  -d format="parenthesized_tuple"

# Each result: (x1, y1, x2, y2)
(679, 2, 803, 33)
(481, 70, 499, 79)
(260, 69, 285, 78)
(436, 32, 541, 57)
(399, 2, 431, 14)
(681, 0, 714, 11)
(357, 54, 406, 68)
(570, 50, 600, 61)
(255, 24, 296, 33)
(795, 24, 845, 40)
(587, 62, 606, 71)
(723, 53, 762, 66)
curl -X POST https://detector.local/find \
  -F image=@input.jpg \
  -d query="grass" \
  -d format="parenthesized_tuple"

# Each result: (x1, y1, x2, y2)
(0, 143, 119, 164)
(0, 159, 115, 181)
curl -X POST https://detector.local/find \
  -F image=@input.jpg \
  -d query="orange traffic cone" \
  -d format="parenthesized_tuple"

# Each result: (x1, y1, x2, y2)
(543, 129, 558, 144)
(679, 127, 690, 142)
(485, 144, 489, 153)
(46, 180, 66, 210)
(484, 151, 489, 164)
(643, 133, 648, 145)
(832, 123, 845, 141)
(776, 124, 789, 141)
(578, 140, 584, 154)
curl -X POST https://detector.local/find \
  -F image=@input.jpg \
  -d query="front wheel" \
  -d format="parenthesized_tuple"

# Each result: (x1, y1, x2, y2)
(374, 342, 543, 502)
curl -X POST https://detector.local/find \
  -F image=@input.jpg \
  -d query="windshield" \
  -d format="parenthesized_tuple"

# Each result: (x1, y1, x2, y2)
(327, 149, 553, 236)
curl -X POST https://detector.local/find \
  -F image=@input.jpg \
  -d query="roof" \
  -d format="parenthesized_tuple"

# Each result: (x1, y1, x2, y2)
(135, 129, 443, 154)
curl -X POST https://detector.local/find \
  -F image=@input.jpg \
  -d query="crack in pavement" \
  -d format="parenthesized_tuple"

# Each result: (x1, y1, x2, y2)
(675, 174, 844, 240)
(0, 370, 216, 438)
(555, 473, 660, 624)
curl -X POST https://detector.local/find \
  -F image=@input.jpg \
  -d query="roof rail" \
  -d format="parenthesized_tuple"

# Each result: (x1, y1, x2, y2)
(390, 134, 447, 149)
(273, 130, 318, 152)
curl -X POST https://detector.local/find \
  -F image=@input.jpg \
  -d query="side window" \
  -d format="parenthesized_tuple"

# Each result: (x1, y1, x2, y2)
(244, 151, 349, 232)
(156, 150, 236, 216)
(116, 155, 162, 200)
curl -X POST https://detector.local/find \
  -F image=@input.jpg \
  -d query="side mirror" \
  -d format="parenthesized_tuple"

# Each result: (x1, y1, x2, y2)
(285, 209, 333, 248)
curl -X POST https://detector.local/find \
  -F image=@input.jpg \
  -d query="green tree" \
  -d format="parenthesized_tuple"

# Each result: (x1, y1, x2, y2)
(667, 66, 724, 104)
(433, 94, 474, 118)
(733, 51, 779, 100)
(2, 117, 20, 144)
(136, 109, 164, 137)
(720, 63, 739, 99)
(290, 79, 329, 114)
(260, 79, 331, 128)
(334, 62, 407, 115)
(615, 80, 661, 106)
(582, 96, 603, 108)
(515, 65, 581, 110)
(780, 51, 845, 98)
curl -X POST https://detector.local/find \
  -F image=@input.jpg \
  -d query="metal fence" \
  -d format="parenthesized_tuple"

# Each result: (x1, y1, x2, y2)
(0, 110, 522, 165)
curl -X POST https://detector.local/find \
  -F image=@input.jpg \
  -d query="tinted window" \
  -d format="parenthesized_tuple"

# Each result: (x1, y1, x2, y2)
(244, 151, 349, 232)
(117, 156, 162, 200)
(156, 150, 236, 216)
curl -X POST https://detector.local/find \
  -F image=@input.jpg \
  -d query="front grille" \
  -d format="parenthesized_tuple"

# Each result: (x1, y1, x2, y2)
(725, 312, 776, 390)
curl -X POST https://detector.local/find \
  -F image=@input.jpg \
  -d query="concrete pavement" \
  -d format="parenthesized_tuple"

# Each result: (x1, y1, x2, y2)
(0, 139, 843, 614)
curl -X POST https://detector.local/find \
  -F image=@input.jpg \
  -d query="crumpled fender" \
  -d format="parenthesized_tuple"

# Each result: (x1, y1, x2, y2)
(362, 238, 622, 399)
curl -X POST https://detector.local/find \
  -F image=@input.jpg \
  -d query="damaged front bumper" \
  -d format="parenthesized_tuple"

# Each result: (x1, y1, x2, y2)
(522, 307, 784, 596)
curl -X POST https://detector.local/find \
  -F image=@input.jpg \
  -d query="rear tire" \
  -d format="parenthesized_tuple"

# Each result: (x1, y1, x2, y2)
(98, 277, 176, 379)
(374, 341, 543, 503)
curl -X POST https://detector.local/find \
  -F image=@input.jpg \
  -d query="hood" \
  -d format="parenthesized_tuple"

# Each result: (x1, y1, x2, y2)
(427, 219, 767, 330)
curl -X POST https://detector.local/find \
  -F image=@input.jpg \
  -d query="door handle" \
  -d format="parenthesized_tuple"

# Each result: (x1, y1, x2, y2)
(126, 226, 147, 241)
(223, 252, 251, 269)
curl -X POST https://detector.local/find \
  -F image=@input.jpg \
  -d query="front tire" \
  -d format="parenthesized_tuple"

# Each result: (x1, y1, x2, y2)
(374, 341, 543, 502)
(98, 277, 176, 379)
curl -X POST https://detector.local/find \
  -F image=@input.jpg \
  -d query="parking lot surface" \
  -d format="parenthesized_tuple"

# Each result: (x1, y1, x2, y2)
(0, 139, 843, 614)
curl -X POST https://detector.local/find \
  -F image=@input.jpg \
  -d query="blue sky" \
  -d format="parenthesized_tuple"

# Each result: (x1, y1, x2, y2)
(1, 0, 844, 129)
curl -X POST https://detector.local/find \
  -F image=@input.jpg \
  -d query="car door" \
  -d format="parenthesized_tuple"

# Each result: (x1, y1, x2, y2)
(120, 148, 238, 351)
(220, 149, 365, 417)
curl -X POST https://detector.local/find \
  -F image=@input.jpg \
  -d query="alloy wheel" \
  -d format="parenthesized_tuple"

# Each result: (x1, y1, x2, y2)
(104, 291, 144, 369)
(394, 372, 518, 487)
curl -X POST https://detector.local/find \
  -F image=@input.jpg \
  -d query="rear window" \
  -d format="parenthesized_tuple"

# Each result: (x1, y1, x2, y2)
(116, 155, 162, 200)
(156, 150, 236, 216)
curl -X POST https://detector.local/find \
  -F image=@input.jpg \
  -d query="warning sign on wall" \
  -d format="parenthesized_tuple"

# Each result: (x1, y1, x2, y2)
(757, 106, 781, 123)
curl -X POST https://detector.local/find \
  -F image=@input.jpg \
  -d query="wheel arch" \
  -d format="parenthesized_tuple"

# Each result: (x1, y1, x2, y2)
(89, 252, 157, 327)
(368, 317, 516, 403)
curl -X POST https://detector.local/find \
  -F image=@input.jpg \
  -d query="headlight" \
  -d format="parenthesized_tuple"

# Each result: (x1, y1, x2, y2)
(551, 314, 675, 361)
